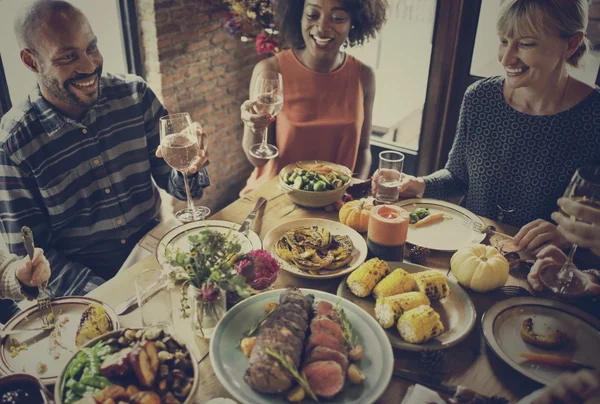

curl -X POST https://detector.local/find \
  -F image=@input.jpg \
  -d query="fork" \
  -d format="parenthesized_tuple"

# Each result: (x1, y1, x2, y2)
(21, 226, 55, 328)
(462, 216, 485, 233)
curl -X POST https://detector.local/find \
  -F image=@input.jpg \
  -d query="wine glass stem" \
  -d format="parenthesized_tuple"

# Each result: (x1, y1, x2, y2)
(558, 243, 578, 280)
(182, 171, 196, 219)
(260, 126, 269, 151)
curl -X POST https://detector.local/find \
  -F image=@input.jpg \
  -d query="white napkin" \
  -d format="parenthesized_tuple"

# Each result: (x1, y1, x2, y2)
(401, 384, 447, 404)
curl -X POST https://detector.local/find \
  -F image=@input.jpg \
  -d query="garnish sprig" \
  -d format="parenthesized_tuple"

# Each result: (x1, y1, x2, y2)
(335, 300, 357, 346)
(265, 349, 319, 402)
(238, 307, 277, 346)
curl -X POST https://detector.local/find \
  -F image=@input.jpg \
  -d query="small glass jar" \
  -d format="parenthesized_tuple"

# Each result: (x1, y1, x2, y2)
(187, 285, 227, 339)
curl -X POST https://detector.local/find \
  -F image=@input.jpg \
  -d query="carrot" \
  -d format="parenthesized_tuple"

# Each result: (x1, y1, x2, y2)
(413, 212, 445, 228)
(519, 352, 595, 370)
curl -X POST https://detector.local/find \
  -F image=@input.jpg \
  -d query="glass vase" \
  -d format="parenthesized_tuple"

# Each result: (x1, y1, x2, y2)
(187, 285, 227, 338)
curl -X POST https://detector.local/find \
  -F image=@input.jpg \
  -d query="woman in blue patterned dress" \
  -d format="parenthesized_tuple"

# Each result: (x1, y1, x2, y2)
(380, 0, 600, 254)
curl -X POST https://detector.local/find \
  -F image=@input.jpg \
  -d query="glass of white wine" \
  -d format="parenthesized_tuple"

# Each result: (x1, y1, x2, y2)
(540, 166, 600, 296)
(249, 71, 284, 160)
(160, 112, 210, 223)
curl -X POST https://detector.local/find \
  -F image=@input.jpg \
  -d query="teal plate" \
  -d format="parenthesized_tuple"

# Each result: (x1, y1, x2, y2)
(210, 288, 394, 404)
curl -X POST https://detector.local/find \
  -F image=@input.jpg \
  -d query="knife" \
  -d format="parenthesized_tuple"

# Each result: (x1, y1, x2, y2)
(238, 197, 266, 235)
(393, 369, 508, 403)
(1, 325, 55, 338)
(115, 279, 165, 315)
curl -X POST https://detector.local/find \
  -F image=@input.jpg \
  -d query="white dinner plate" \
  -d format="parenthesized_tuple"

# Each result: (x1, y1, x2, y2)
(0, 297, 119, 386)
(337, 261, 476, 351)
(481, 297, 600, 385)
(263, 218, 368, 279)
(155, 220, 262, 270)
(210, 288, 394, 404)
(396, 199, 486, 251)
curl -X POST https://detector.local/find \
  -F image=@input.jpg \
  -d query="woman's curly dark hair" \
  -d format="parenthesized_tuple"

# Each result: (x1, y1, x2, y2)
(275, 0, 388, 49)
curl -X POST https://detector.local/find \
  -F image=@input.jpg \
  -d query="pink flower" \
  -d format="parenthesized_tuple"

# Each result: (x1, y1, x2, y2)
(199, 282, 221, 303)
(256, 29, 279, 55)
(237, 249, 280, 290)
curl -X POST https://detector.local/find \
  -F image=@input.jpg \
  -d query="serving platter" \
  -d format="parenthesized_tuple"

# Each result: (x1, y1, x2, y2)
(337, 261, 476, 351)
(156, 220, 262, 270)
(263, 218, 368, 279)
(396, 199, 486, 251)
(0, 296, 119, 386)
(482, 297, 600, 385)
(210, 288, 394, 404)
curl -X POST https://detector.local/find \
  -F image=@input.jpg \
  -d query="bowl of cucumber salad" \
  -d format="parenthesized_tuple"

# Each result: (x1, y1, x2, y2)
(279, 161, 352, 207)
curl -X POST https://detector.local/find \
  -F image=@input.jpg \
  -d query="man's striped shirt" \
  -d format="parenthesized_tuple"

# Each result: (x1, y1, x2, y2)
(0, 73, 209, 297)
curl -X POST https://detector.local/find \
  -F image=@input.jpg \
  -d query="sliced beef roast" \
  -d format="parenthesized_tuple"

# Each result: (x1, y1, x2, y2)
(303, 360, 346, 398)
(310, 315, 344, 341)
(302, 301, 351, 398)
(304, 346, 349, 371)
(244, 288, 313, 394)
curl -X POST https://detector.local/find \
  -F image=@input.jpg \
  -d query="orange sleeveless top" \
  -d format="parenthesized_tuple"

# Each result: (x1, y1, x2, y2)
(241, 49, 364, 195)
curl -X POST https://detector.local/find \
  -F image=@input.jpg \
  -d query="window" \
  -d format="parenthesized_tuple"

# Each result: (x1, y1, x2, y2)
(346, 0, 437, 152)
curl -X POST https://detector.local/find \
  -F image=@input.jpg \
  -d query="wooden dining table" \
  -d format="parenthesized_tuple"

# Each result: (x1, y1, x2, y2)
(87, 176, 544, 403)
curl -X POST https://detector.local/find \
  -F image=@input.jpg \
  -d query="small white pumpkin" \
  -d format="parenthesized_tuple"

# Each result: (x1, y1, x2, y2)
(450, 244, 509, 292)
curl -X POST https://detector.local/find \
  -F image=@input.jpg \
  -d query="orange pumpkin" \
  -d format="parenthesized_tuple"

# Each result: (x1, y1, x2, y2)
(339, 199, 373, 233)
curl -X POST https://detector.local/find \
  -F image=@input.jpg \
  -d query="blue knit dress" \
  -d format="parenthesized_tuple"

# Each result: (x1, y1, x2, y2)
(423, 76, 600, 228)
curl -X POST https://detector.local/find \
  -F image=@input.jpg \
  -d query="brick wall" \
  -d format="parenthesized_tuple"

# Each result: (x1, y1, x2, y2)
(136, 0, 260, 214)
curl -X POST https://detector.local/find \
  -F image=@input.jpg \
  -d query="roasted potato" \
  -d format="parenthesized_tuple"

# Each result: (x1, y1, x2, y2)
(129, 344, 156, 388)
(520, 318, 568, 349)
(94, 385, 129, 403)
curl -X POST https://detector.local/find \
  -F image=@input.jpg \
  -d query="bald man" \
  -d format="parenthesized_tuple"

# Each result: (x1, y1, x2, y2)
(0, 0, 210, 298)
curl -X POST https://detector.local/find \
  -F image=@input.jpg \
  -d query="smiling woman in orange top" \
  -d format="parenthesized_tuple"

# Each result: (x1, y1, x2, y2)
(240, 0, 388, 195)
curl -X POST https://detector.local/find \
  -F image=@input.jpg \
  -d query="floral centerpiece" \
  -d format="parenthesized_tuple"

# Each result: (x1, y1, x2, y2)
(224, 0, 280, 55)
(165, 228, 279, 336)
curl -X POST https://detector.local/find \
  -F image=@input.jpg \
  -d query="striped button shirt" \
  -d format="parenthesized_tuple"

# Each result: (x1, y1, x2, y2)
(0, 73, 210, 297)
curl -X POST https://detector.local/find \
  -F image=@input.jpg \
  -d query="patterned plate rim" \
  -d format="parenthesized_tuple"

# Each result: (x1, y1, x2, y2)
(481, 297, 600, 385)
(263, 218, 368, 279)
(0, 296, 120, 385)
(155, 220, 262, 269)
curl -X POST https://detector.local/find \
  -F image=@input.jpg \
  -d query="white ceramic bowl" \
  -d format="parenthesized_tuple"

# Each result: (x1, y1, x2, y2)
(279, 161, 352, 208)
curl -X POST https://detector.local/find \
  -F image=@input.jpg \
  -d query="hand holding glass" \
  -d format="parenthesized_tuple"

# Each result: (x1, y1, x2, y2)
(160, 112, 210, 222)
(135, 268, 173, 330)
(540, 166, 600, 295)
(249, 71, 283, 160)
(375, 151, 405, 203)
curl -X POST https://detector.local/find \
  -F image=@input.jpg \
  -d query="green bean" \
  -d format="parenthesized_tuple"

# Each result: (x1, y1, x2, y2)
(80, 375, 112, 389)
(64, 391, 82, 404)
(68, 381, 88, 396)
(66, 351, 88, 379)
(82, 347, 99, 376)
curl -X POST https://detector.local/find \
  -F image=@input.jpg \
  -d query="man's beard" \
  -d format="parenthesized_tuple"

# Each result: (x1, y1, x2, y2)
(40, 67, 102, 110)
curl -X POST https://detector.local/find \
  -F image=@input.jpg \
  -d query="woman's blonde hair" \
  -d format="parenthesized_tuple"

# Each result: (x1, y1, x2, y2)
(497, 0, 591, 67)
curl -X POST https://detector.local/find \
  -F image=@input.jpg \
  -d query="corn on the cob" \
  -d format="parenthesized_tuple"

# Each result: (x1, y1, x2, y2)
(397, 305, 444, 344)
(413, 270, 449, 300)
(372, 268, 417, 299)
(374, 292, 430, 328)
(346, 258, 390, 297)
